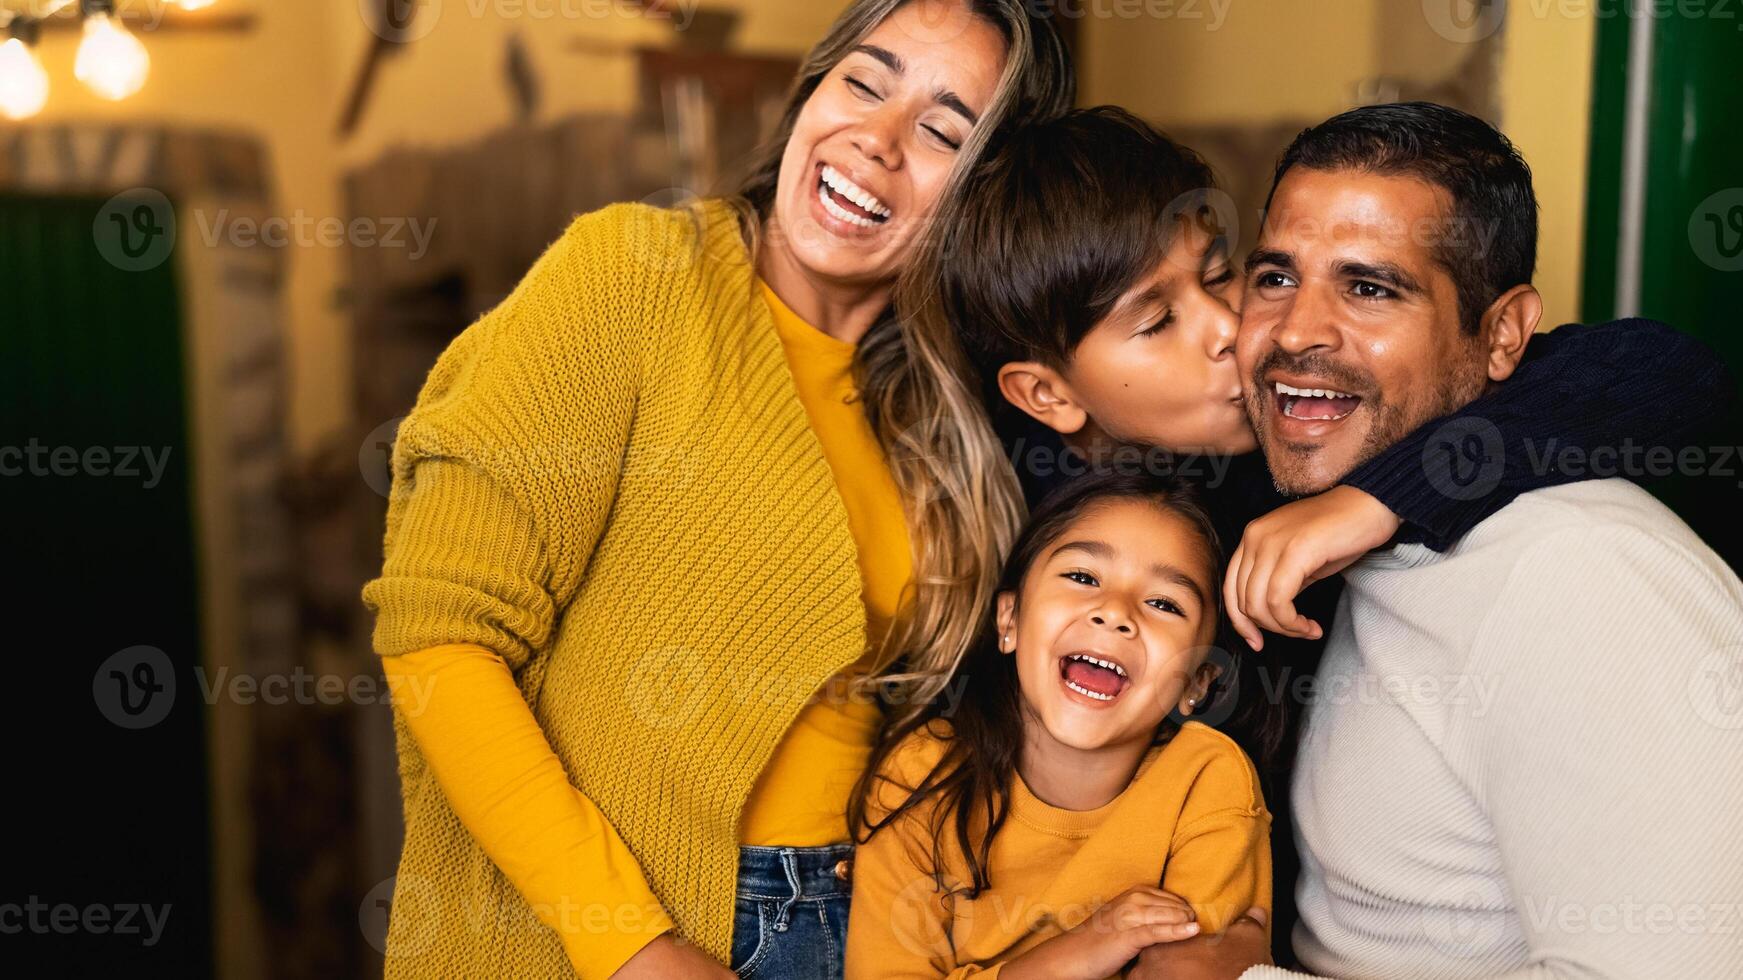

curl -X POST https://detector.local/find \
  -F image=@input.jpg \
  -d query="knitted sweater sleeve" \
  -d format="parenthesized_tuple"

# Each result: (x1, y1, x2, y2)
(363, 207, 681, 976)
(1342, 318, 1734, 551)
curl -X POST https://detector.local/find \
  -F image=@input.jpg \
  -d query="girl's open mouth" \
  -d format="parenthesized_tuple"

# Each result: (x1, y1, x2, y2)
(1059, 652, 1130, 704)
(817, 164, 891, 229)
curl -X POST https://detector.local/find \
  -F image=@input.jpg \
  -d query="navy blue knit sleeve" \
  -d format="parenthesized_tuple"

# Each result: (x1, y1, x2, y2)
(1342, 318, 1735, 551)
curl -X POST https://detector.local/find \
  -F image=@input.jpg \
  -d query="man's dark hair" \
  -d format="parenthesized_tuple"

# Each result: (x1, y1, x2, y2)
(939, 105, 1218, 379)
(1266, 101, 1538, 335)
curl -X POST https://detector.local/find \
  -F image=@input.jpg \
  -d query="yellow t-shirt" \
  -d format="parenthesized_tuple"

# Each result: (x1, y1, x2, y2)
(845, 720, 1272, 979)
(738, 278, 916, 846)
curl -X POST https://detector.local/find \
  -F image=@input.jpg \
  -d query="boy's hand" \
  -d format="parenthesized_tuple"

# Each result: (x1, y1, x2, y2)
(1225, 486, 1401, 651)
(1002, 887, 1200, 980)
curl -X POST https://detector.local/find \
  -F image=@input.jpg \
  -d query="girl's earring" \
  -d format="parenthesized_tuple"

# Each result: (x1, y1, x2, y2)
(1002, 634, 1012, 651)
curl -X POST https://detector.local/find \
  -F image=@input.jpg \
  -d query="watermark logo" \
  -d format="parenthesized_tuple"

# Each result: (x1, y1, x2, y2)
(1421, 883, 1511, 958)
(1689, 187, 1743, 272)
(92, 645, 176, 730)
(362, 0, 442, 43)
(94, 188, 176, 272)
(360, 417, 406, 498)
(1162, 186, 1241, 270)
(1687, 643, 1743, 731)
(1423, 416, 1505, 501)
(360, 874, 441, 957)
(1422, 0, 1508, 42)
(624, 646, 712, 731)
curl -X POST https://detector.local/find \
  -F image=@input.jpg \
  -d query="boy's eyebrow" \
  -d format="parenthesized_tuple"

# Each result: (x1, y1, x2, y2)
(1336, 259, 1424, 295)
(850, 43, 980, 125)
(1245, 247, 1295, 273)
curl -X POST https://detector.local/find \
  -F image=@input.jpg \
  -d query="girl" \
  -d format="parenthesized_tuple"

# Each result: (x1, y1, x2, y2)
(845, 471, 1271, 979)
(361, 2, 1072, 978)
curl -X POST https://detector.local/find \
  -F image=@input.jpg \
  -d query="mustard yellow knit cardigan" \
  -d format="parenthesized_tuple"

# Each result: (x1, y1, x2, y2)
(362, 199, 869, 976)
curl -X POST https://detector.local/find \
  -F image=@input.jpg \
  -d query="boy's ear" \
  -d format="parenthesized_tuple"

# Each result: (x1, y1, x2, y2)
(1177, 660, 1223, 716)
(1481, 283, 1541, 383)
(998, 361, 1090, 436)
(995, 591, 1017, 653)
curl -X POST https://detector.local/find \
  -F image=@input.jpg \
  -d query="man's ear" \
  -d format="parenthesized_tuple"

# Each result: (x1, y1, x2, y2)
(1177, 659, 1224, 716)
(994, 591, 1017, 654)
(998, 361, 1089, 436)
(1480, 284, 1542, 383)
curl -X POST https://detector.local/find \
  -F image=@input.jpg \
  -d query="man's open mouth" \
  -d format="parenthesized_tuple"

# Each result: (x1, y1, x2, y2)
(1274, 381, 1362, 422)
(818, 164, 891, 228)
(1059, 652, 1130, 703)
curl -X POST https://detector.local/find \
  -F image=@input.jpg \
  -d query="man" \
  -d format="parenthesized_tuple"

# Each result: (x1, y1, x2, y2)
(1137, 102, 1743, 978)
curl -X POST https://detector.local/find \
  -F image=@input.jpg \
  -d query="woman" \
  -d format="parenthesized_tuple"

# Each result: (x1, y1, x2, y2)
(361, 2, 1071, 977)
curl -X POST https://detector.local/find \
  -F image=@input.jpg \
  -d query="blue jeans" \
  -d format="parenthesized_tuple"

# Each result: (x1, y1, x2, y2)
(729, 843, 854, 979)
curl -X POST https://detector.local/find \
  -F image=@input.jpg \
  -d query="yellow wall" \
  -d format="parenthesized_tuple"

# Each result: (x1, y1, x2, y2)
(1080, 0, 1380, 125)
(1499, 3, 1596, 328)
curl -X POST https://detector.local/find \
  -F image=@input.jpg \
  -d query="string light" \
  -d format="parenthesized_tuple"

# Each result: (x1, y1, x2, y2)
(0, 0, 208, 115)
(0, 20, 49, 121)
(74, 0, 150, 101)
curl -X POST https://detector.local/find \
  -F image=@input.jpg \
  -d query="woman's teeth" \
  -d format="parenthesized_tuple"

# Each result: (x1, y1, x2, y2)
(819, 164, 890, 228)
(1275, 381, 1362, 421)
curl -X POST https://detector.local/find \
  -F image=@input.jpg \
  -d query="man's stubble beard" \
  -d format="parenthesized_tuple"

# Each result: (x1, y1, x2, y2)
(1254, 353, 1491, 498)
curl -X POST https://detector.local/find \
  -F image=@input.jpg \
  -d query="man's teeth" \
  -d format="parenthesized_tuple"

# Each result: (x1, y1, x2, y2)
(820, 164, 891, 224)
(1065, 679, 1116, 701)
(1274, 381, 1355, 399)
(1066, 653, 1127, 677)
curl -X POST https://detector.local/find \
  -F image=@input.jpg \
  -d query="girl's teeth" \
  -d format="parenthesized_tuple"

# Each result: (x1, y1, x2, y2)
(1065, 679, 1116, 701)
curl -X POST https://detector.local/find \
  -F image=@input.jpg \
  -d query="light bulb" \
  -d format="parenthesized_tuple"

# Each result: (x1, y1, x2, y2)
(75, 12, 150, 101)
(175, 0, 217, 10)
(0, 37, 49, 120)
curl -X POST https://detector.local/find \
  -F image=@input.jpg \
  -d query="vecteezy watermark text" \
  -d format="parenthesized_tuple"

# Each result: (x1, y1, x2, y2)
(0, 441, 172, 489)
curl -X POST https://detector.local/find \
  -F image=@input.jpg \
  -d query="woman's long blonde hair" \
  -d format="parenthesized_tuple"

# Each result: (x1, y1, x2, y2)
(727, 0, 1075, 723)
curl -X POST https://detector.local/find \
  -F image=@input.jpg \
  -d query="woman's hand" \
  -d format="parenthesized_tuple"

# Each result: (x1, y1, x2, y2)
(610, 934, 736, 979)
(1224, 485, 1401, 651)
(1003, 886, 1201, 980)
(1125, 906, 1270, 980)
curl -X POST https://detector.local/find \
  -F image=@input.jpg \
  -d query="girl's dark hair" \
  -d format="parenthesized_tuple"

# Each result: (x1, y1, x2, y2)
(849, 470, 1240, 898)
(935, 105, 1219, 383)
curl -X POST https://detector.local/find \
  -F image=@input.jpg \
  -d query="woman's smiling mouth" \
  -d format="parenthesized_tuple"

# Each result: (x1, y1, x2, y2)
(1059, 652, 1130, 704)
(817, 163, 892, 229)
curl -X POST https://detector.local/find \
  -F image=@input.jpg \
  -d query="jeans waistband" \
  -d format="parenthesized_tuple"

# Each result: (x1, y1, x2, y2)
(736, 843, 855, 902)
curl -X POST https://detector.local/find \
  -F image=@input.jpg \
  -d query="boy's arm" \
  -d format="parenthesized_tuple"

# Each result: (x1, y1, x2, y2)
(1228, 319, 1734, 647)
(1342, 318, 1733, 551)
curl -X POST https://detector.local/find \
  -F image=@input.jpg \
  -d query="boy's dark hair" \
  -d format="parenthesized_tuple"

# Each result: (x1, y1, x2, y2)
(1266, 100, 1538, 336)
(849, 471, 1274, 897)
(941, 105, 1218, 381)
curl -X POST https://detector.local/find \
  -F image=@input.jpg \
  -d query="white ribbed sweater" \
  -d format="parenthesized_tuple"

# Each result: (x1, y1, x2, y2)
(1247, 479, 1743, 980)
